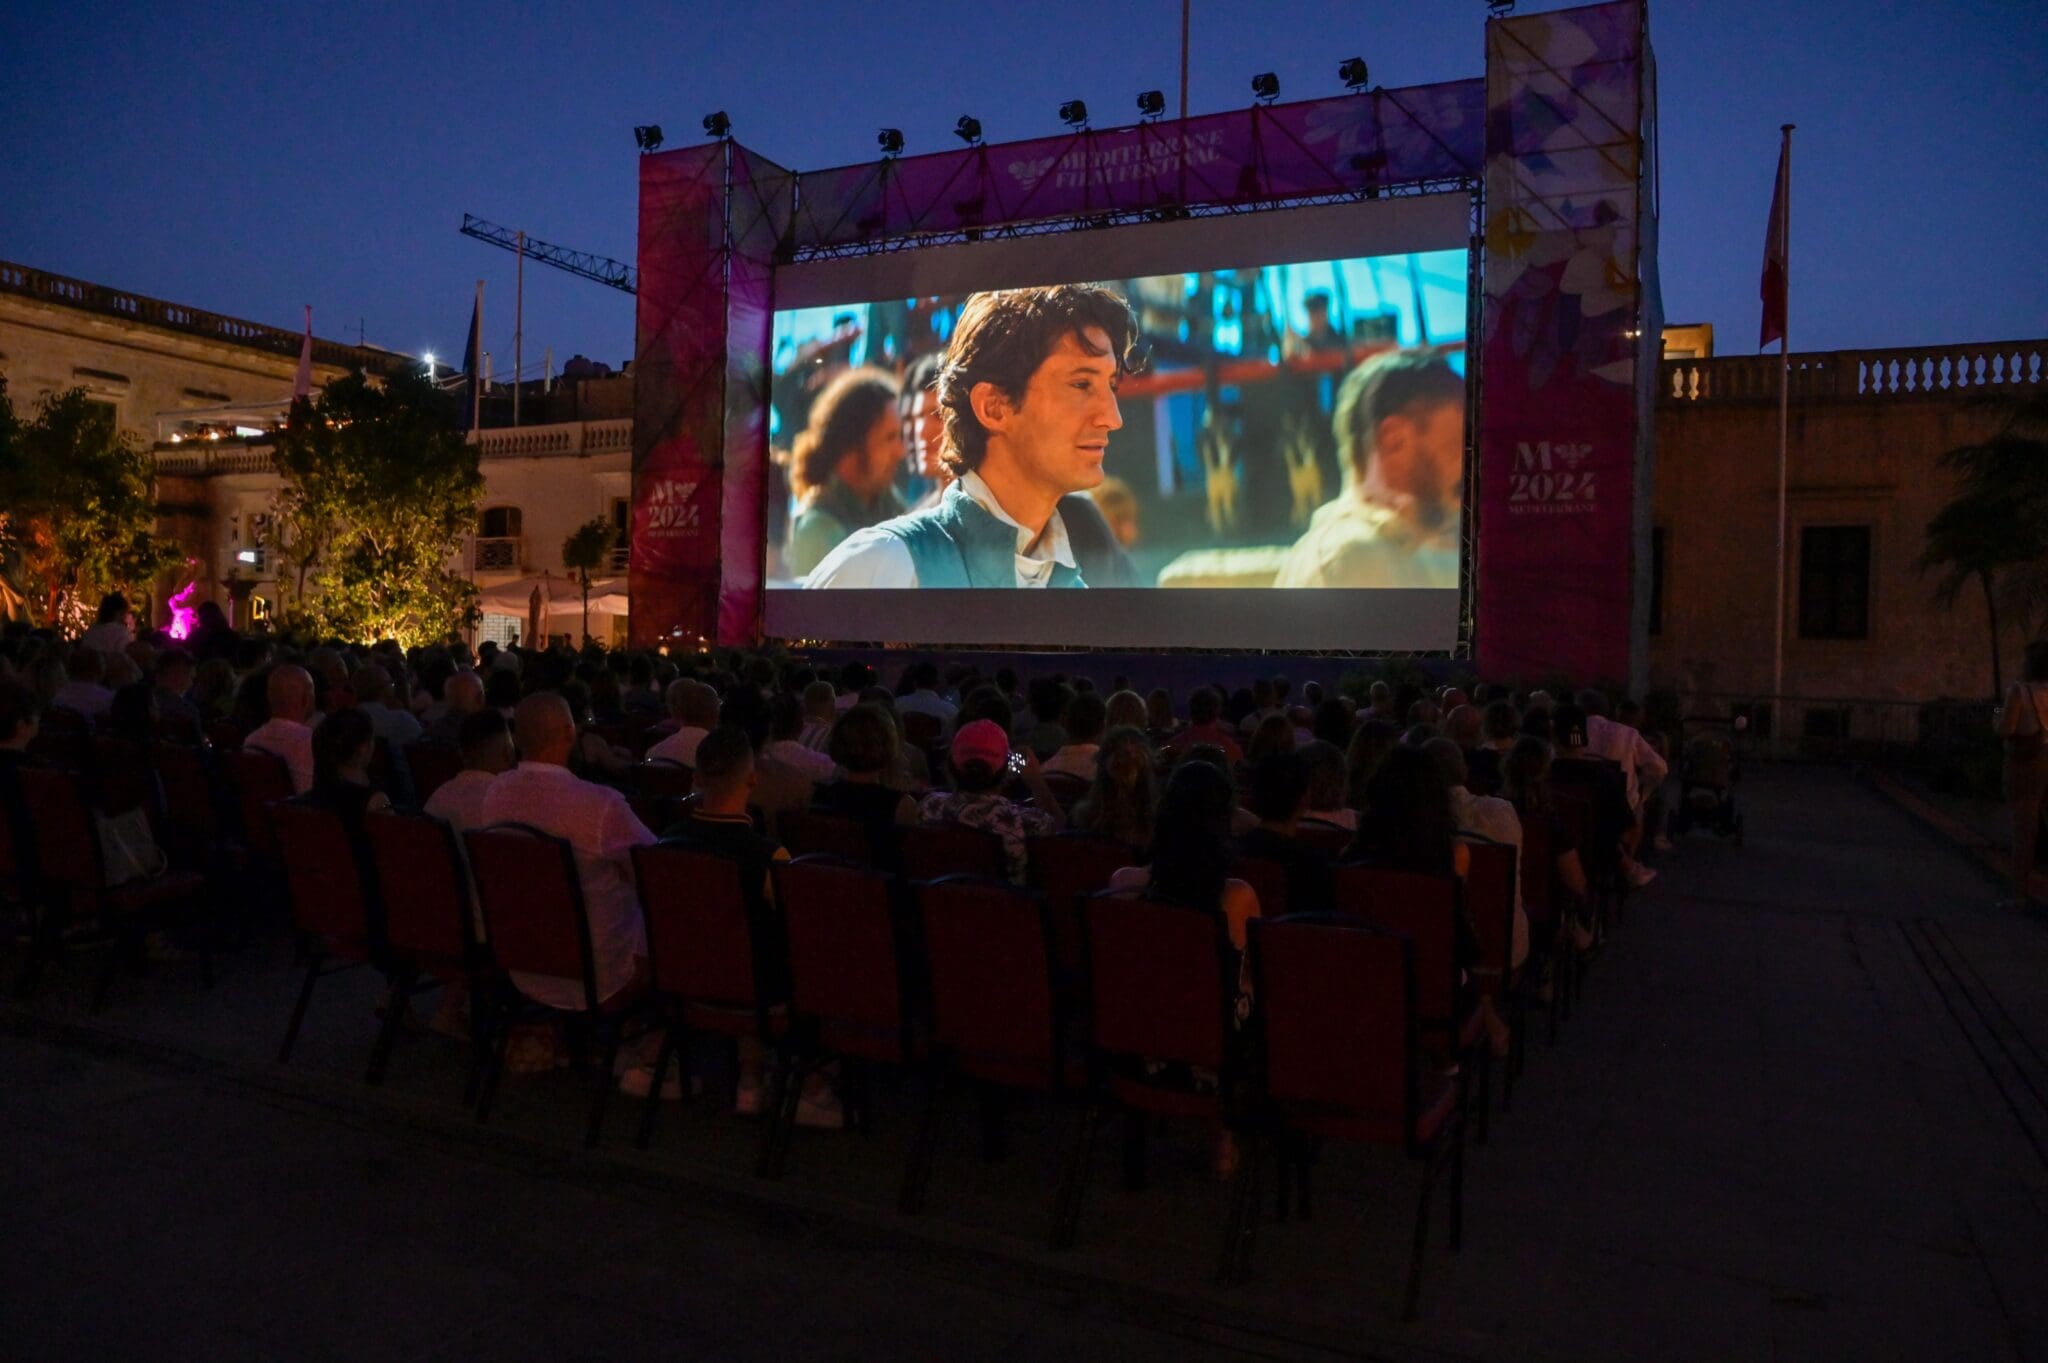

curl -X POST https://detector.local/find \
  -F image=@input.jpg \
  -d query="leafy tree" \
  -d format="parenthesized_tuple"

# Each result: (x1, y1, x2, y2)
(1921, 393, 2048, 698)
(561, 514, 617, 647)
(0, 384, 179, 630)
(271, 369, 483, 646)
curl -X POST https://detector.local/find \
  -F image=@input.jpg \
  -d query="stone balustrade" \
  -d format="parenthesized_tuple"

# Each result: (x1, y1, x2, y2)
(1662, 339, 2045, 404)
(469, 418, 633, 459)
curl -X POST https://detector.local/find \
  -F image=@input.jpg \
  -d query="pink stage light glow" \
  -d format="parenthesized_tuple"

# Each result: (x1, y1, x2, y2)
(167, 578, 199, 640)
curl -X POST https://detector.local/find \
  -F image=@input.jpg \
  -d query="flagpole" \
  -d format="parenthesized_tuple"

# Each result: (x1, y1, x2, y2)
(472, 280, 484, 433)
(1771, 123, 1793, 756)
(513, 230, 525, 428)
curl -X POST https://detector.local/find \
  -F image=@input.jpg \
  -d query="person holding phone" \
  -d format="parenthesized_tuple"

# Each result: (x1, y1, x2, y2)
(916, 719, 1063, 882)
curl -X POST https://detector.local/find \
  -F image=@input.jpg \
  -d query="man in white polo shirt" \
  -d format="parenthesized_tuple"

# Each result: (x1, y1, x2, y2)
(245, 664, 318, 793)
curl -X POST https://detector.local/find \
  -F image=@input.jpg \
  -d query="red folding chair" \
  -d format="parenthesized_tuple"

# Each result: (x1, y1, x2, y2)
(897, 821, 1005, 882)
(18, 765, 208, 1012)
(221, 747, 293, 863)
(90, 737, 158, 818)
(1517, 812, 1575, 1040)
(761, 855, 918, 1175)
(1460, 839, 1519, 1131)
(1081, 890, 1239, 1236)
(634, 759, 694, 801)
(465, 823, 629, 1147)
(149, 742, 221, 873)
(1232, 855, 1289, 922)
(629, 841, 789, 1160)
(904, 875, 1090, 1247)
(1029, 832, 1137, 982)
(1235, 915, 1466, 1319)
(1295, 820, 1354, 858)
(366, 811, 489, 1096)
(780, 810, 875, 865)
(272, 800, 392, 1078)
(402, 743, 463, 808)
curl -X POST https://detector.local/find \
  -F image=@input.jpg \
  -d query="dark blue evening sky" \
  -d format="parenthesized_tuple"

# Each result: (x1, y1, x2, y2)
(3, 1, 2042, 372)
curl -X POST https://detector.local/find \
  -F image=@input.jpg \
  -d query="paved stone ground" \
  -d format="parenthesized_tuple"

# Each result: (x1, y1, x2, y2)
(3, 765, 2045, 1362)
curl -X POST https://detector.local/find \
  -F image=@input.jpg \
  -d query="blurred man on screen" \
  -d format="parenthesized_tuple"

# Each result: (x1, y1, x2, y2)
(804, 284, 1137, 590)
(1273, 350, 1463, 590)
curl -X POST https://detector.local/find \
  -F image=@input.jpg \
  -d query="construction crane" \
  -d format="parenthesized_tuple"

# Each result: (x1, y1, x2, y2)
(459, 214, 637, 295)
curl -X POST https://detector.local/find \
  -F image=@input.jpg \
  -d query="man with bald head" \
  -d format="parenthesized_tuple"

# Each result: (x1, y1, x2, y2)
(246, 664, 318, 792)
(421, 670, 486, 748)
(477, 691, 654, 1011)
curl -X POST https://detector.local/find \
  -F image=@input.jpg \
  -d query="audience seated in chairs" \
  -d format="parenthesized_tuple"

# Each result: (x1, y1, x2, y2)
(477, 693, 653, 1017)
(422, 710, 515, 834)
(1043, 689, 1107, 781)
(245, 664, 318, 793)
(645, 679, 717, 767)
(1114, 758, 1261, 952)
(419, 669, 485, 748)
(764, 690, 836, 783)
(808, 704, 920, 853)
(1298, 739, 1356, 835)
(1233, 751, 1336, 914)
(1425, 737, 1527, 975)
(918, 719, 1062, 883)
(52, 644, 114, 721)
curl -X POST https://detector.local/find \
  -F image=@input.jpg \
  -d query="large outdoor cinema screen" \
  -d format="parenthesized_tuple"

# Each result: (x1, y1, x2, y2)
(763, 196, 1471, 651)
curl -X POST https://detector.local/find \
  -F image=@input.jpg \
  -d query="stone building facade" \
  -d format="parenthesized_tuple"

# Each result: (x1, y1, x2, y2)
(1650, 339, 2045, 744)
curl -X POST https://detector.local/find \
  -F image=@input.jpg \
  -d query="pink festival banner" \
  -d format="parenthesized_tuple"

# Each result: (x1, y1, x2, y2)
(1477, 0, 1656, 687)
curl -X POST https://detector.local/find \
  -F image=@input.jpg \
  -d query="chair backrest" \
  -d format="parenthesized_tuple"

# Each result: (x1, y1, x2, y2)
(1295, 820, 1354, 857)
(898, 821, 1005, 882)
(464, 824, 596, 1005)
(631, 842, 763, 1009)
(19, 765, 103, 892)
(1041, 770, 1090, 809)
(150, 742, 218, 844)
(271, 800, 371, 944)
(1084, 892, 1230, 1073)
(206, 719, 244, 751)
(1232, 855, 1289, 921)
(1030, 832, 1136, 973)
(91, 736, 157, 817)
(1331, 865, 1461, 1027)
(1252, 915, 1414, 1134)
(899, 710, 943, 754)
(916, 876, 1060, 1088)
(635, 759, 694, 801)
(1519, 812, 1555, 927)
(1461, 839, 1518, 998)
(365, 811, 473, 967)
(222, 747, 293, 857)
(1549, 785, 1608, 873)
(776, 856, 907, 1057)
(26, 728, 91, 771)
(781, 810, 874, 865)
(403, 743, 463, 808)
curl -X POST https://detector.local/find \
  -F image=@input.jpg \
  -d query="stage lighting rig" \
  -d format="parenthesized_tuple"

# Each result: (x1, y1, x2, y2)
(877, 128, 904, 157)
(1487, 0, 1516, 14)
(633, 124, 664, 152)
(1137, 89, 1166, 121)
(1338, 57, 1369, 91)
(702, 110, 731, 139)
(1250, 72, 1280, 104)
(1059, 99, 1089, 130)
(954, 115, 983, 146)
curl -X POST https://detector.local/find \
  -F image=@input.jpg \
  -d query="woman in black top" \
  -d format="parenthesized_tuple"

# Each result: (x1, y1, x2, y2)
(1345, 744, 1480, 978)
(306, 705, 391, 831)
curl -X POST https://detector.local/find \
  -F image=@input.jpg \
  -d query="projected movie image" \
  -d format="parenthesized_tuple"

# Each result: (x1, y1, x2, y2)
(766, 248, 1468, 598)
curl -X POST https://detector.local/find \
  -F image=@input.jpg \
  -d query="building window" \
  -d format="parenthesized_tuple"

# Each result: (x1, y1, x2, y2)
(608, 497, 630, 572)
(478, 505, 522, 539)
(1798, 525, 1871, 640)
(1648, 527, 1666, 636)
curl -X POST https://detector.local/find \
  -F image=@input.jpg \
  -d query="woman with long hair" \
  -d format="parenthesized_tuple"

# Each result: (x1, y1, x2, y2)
(1070, 724, 1156, 850)
(785, 367, 906, 579)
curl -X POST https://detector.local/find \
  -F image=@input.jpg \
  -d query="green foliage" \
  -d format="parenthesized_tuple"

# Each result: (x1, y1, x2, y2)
(561, 514, 617, 645)
(1920, 393, 2048, 696)
(271, 369, 483, 647)
(0, 383, 180, 629)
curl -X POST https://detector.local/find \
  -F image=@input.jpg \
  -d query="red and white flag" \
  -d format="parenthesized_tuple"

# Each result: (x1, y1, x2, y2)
(292, 304, 314, 401)
(1758, 132, 1790, 349)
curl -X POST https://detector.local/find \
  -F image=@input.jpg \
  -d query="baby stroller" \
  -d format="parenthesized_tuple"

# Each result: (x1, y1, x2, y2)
(1670, 721, 1744, 845)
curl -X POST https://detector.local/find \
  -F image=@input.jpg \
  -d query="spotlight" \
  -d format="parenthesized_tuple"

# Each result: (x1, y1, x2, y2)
(1136, 89, 1166, 120)
(1250, 72, 1280, 104)
(633, 124, 664, 152)
(1338, 57, 1369, 91)
(1487, 0, 1516, 14)
(954, 115, 983, 146)
(1059, 99, 1089, 130)
(877, 127, 904, 156)
(701, 110, 731, 139)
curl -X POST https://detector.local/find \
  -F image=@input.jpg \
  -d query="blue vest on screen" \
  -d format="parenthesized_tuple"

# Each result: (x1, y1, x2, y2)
(875, 482, 1089, 589)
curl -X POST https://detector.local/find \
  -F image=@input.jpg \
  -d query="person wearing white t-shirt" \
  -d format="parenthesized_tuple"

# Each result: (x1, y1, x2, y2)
(245, 665, 318, 793)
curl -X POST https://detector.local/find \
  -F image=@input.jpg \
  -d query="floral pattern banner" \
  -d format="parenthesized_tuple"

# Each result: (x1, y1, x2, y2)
(1477, 0, 1654, 686)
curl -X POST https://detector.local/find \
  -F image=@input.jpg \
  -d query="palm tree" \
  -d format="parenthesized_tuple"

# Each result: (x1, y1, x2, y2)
(1920, 393, 2048, 698)
(560, 515, 617, 647)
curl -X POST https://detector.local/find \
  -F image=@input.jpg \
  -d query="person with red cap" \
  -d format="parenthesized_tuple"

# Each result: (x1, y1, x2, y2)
(917, 717, 1064, 882)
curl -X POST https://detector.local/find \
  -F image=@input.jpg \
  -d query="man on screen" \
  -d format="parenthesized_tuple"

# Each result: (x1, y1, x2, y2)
(803, 284, 1137, 589)
(1272, 349, 1463, 590)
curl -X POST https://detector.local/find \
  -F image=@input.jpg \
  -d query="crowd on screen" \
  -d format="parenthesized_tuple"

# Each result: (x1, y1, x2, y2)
(1, 589, 1695, 1142)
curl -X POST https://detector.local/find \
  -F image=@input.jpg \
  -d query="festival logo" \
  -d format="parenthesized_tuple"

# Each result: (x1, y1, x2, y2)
(642, 478, 702, 535)
(1506, 440, 1596, 515)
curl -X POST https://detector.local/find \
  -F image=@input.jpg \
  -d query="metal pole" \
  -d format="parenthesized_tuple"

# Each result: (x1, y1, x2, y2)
(471, 280, 484, 432)
(1771, 124, 1793, 756)
(513, 229, 524, 428)
(1179, 0, 1190, 121)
